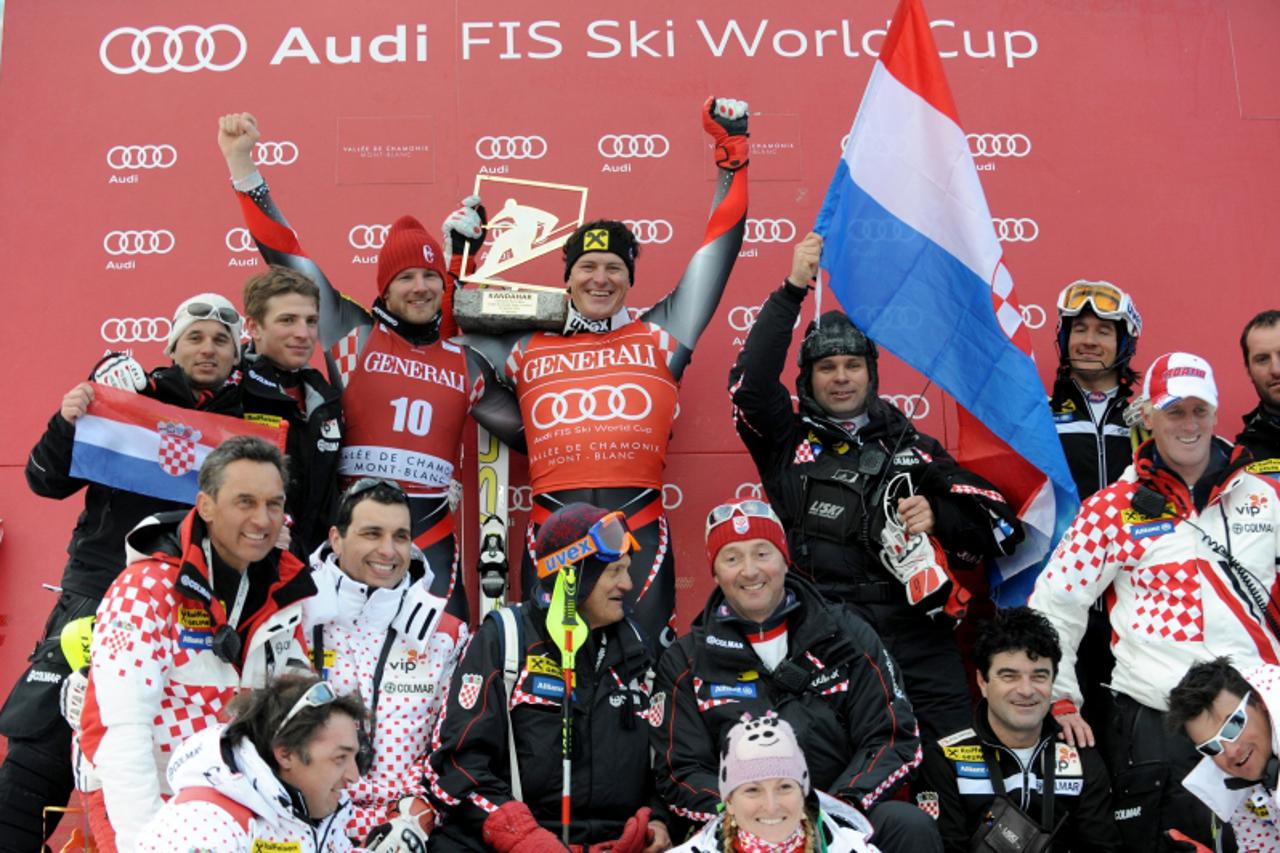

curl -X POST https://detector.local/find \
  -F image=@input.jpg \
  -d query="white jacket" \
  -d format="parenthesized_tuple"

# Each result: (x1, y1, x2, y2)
(670, 793, 879, 852)
(1029, 451, 1280, 711)
(136, 724, 352, 852)
(303, 543, 467, 841)
(1181, 664, 1280, 851)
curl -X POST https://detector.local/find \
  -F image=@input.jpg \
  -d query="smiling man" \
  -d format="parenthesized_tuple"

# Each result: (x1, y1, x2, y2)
(427, 503, 670, 851)
(1168, 658, 1280, 851)
(652, 498, 936, 853)
(728, 232, 1021, 744)
(239, 267, 344, 559)
(1029, 352, 1280, 850)
(136, 676, 366, 852)
(915, 608, 1120, 852)
(301, 478, 466, 848)
(76, 436, 317, 853)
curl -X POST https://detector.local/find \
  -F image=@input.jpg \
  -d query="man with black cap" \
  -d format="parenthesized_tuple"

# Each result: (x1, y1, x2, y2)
(0, 292, 246, 851)
(1235, 309, 1280, 468)
(461, 96, 750, 653)
(727, 232, 1021, 743)
(427, 503, 671, 851)
(218, 112, 525, 620)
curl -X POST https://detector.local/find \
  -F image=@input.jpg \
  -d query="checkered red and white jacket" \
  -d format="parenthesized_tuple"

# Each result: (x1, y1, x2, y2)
(303, 543, 467, 842)
(79, 510, 315, 853)
(1029, 440, 1280, 712)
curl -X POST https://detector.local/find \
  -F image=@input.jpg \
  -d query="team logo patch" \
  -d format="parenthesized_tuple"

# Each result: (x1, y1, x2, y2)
(525, 654, 561, 677)
(177, 607, 212, 630)
(321, 418, 341, 439)
(942, 744, 984, 762)
(1121, 505, 1176, 524)
(157, 420, 201, 476)
(733, 516, 749, 534)
(423, 244, 435, 264)
(1055, 743, 1082, 775)
(583, 228, 609, 250)
(916, 791, 940, 820)
(709, 682, 757, 700)
(738, 670, 759, 682)
(244, 412, 283, 429)
(1246, 459, 1280, 475)
(1246, 792, 1271, 819)
(1127, 520, 1176, 539)
(251, 841, 301, 853)
(529, 675, 566, 701)
(458, 673, 483, 710)
(646, 692, 666, 727)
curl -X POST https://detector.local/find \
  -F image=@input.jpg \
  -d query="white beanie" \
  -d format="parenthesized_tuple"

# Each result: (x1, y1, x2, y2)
(165, 293, 243, 359)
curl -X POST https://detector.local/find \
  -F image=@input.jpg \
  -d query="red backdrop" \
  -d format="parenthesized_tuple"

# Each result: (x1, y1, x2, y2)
(3, 0, 1280, 705)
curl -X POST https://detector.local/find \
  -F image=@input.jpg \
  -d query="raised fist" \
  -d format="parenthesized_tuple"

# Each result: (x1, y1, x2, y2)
(442, 195, 488, 271)
(217, 112, 261, 180)
(703, 96, 749, 170)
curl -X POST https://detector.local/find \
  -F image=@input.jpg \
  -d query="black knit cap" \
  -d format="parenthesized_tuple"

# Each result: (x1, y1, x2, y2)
(562, 219, 639, 283)
(534, 503, 613, 602)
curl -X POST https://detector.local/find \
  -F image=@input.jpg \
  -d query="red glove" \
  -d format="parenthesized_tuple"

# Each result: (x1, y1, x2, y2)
(364, 796, 435, 851)
(588, 807, 650, 853)
(483, 800, 567, 853)
(702, 96, 749, 170)
(1165, 829, 1213, 852)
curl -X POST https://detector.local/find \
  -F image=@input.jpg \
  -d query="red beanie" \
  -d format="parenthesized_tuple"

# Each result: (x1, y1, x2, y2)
(705, 503, 790, 569)
(376, 215, 448, 296)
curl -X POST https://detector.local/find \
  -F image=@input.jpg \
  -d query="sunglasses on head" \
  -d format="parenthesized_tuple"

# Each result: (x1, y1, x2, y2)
(536, 510, 639, 579)
(1195, 691, 1252, 758)
(179, 301, 241, 326)
(342, 477, 407, 504)
(704, 500, 779, 538)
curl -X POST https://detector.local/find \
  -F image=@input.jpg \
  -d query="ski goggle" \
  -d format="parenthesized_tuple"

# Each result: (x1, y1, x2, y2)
(536, 510, 639, 579)
(705, 500, 781, 538)
(1194, 691, 1251, 758)
(340, 477, 408, 509)
(1056, 280, 1142, 336)
(178, 301, 242, 326)
(275, 680, 338, 738)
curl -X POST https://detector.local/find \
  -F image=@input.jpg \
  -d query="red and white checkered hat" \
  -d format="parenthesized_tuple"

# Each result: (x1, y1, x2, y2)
(1143, 352, 1218, 410)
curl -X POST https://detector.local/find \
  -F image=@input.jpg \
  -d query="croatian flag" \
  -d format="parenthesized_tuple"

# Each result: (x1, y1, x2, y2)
(814, 0, 1078, 604)
(70, 384, 288, 504)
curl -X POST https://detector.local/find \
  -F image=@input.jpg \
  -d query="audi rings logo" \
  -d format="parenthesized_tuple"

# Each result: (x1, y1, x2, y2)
(662, 484, 684, 510)
(99, 24, 247, 75)
(881, 394, 931, 420)
(225, 227, 255, 253)
(104, 230, 175, 255)
(744, 219, 797, 244)
(106, 144, 177, 170)
(528, 384, 653, 430)
(597, 134, 670, 159)
(508, 485, 533, 513)
(735, 482, 765, 501)
(727, 305, 762, 332)
(967, 133, 1032, 158)
(622, 219, 673, 244)
(253, 141, 299, 166)
(1020, 304, 1047, 329)
(348, 224, 390, 250)
(992, 218, 1039, 243)
(475, 135, 547, 160)
(101, 317, 172, 343)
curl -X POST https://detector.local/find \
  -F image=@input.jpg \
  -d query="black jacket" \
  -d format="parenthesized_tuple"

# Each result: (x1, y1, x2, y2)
(1049, 375, 1145, 499)
(1237, 403, 1280, 466)
(651, 576, 919, 822)
(239, 353, 343, 558)
(25, 364, 242, 599)
(728, 282, 1021, 606)
(427, 604, 666, 849)
(915, 702, 1122, 852)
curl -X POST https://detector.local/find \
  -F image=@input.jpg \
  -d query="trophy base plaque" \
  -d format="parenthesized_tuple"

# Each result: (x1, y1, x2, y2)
(453, 287, 567, 333)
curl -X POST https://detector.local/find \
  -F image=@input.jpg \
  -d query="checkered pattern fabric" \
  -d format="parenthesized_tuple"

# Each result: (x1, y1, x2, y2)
(332, 328, 361, 387)
(158, 432, 197, 477)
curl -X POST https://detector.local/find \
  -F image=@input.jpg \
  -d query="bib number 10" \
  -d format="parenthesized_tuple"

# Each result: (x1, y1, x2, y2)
(389, 397, 433, 436)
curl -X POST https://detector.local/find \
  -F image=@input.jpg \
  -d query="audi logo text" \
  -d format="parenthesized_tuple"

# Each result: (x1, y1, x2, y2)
(744, 219, 797, 244)
(106, 144, 177, 170)
(967, 133, 1032, 158)
(253, 141, 298, 166)
(348, 224, 390, 250)
(475, 135, 547, 160)
(735, 482, 764, 501)
(881, 394, 931, 420)
(622, 219, 673, 244)
(225, 228, 255, 253)
(992, 218, 1039, 242)
(529, 384, 653, 430)
(1020, 303, 1046, 329)
(104, 230, 175, 256)
(597, 134, 670, 159)
(99, 24, 247, 75)
(101, 317, 172, 343)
